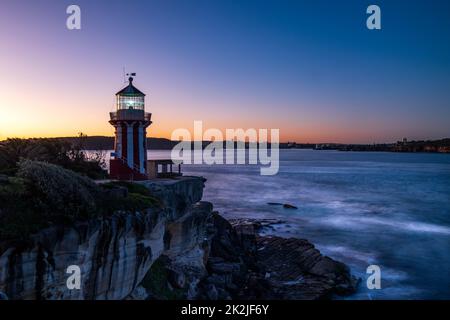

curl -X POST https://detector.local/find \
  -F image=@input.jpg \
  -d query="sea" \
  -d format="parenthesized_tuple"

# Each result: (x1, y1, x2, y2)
(99, 149, 450, 299)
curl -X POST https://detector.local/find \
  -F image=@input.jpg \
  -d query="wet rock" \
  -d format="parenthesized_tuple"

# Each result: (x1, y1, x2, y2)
(168, 269, 186, 289)
(187, 278, 201, 300)
(232, 224, 258, 257)
(254, 236, 359, 299)
(229, 218, 285, 231)
(205, 284, 218, 300)
(202, 216, 359, 300)
(217, 287, 232, 300)
(209, 213, 244, 263)
(126, 285, 148, 300)
(206, 274, 231, 287)
(208, 256, 225, 264)
(209, 262, 241, 275)
(267, 202, 298, 209)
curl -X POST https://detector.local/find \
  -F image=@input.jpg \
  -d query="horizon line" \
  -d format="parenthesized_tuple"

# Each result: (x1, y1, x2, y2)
(1, 135, 449, 146)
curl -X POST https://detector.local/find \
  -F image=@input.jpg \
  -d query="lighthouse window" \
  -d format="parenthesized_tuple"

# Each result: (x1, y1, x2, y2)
(117, 96, 144, 110)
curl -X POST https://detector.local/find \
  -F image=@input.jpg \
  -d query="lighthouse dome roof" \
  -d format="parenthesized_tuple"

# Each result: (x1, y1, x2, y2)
(116, 77, 145, 96)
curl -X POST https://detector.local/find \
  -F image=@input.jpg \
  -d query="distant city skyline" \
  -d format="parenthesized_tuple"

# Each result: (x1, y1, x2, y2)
(1, 0, 450, 143)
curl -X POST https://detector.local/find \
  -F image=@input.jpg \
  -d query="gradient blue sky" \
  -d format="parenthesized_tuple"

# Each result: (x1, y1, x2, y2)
(0, 0, 449, 143)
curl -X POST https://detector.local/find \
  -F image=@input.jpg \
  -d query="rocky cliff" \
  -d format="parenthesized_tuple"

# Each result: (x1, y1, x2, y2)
(0, 176, 359, 300)
(0, 176, 209, 300)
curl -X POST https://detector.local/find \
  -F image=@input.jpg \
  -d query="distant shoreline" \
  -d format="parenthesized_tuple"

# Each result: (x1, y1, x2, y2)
(1, 136, 449, 153)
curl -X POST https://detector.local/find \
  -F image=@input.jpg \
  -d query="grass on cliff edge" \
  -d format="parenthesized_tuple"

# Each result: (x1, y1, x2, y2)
(0, 160, 161, 240)
(101, 180, 162, 213)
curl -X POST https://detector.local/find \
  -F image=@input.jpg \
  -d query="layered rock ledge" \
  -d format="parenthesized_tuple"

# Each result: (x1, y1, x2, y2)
(0, 176, 359, 300)
(192, 214, 359, 300)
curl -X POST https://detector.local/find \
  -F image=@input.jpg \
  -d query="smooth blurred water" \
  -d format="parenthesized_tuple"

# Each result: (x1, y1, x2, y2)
(101, 149, 450, 299)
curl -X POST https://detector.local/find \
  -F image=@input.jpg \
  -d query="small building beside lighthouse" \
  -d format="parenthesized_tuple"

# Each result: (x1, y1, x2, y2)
(109, 75, 152, 180)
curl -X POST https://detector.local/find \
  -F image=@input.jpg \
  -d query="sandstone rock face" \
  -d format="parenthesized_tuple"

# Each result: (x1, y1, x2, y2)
(140, 177, 206, 220)
(0, 175, 359, 300)
(0, 176, 208, 300)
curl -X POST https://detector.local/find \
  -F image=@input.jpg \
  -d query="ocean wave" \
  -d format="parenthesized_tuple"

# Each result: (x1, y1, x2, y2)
(319, 244, 378, 264)
(322, 216, 450, 235)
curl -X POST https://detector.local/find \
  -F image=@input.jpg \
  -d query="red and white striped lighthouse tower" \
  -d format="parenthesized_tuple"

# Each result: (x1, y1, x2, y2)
(109, 74, 152, 180)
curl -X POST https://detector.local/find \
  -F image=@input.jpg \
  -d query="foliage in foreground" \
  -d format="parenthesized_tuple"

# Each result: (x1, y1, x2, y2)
(0, 137, 107, 179)
(0, 160, 161, 240)
(17, 159, 100, 221)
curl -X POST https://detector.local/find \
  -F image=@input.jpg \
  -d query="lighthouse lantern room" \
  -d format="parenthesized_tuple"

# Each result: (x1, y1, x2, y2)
(109, 74, 152, 180)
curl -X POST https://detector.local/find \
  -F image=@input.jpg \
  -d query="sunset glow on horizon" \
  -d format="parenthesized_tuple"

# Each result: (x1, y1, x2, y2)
(1, 0, 450, 144)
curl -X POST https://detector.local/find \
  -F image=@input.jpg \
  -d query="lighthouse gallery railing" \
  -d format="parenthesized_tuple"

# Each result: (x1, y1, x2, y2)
(109, 110, 152, 121)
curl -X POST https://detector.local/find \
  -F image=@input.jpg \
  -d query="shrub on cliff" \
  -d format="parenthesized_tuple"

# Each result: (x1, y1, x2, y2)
(16, 160, 100, 222)
(0, 161, 162, 239)
(0, 176, 42, 238)
(0, 138, 43, 175)
(0, 137, 107, 179)
(1, 161, 101, 238)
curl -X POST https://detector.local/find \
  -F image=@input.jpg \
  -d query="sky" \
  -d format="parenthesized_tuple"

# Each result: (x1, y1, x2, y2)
(0, 0, 449, 143)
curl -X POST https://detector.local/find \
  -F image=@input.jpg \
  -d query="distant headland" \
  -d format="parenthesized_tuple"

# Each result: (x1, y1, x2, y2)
(312, 138, 450, 153)
(2, 136, 448, 153)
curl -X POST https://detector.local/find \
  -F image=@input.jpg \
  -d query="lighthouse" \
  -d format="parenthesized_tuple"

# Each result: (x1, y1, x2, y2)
(109, 74, 152, 180)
